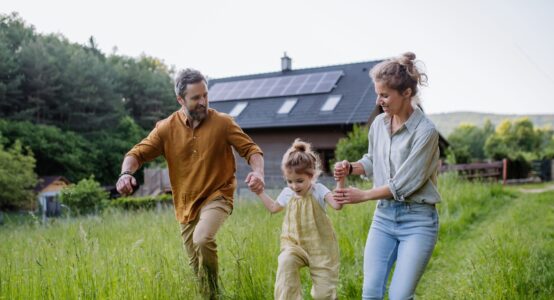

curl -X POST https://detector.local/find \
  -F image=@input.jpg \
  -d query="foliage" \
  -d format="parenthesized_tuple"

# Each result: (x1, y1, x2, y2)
(446, 120, 494, 163)
(59, 176, 108, 215)
(333, 124, 369, 168)
(0, 139, 37, 210)
(110, 55, 177, 129)
(485, 118, 539, 160)
(0, 120, 96, 182)
(428, 111, 554, 136)
(0, 12, 34, 118)
(107, 194, 172, 210)
(0, 12, 176, 132)
(88, 116, 147, 184)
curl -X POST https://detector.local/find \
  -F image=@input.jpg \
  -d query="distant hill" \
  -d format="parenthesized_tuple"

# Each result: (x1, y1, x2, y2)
(428, 112, 554, 136)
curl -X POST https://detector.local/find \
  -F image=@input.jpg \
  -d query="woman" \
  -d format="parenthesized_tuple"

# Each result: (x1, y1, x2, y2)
(334, 52, 440, 300)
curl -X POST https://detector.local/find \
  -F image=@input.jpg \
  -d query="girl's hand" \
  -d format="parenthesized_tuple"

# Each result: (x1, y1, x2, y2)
(334, 160, 350, 181)
(334, 187, 368, 204)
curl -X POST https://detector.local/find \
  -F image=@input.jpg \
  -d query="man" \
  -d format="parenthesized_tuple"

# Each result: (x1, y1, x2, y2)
(116, 68, 264, 299)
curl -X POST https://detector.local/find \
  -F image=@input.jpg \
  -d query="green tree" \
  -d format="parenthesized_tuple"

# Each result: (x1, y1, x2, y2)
(0, 13, 34, 118)
(334, 124, 369, 168)
(536, 126, 554, 159)
(0, 120, 96, 182)
(484, 118, 547, 178)
(0, 139, 38, 210)
(89, 116, 146, 184)
(16, 36, 64, 123)
(110, 55, 176, 129)
(485, 118, 542, 160)
(447, 122, 492, 163)
(59, 176, 108, 215)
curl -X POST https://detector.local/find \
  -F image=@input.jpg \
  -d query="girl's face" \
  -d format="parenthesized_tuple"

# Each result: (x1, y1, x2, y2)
(374, 81, 412, 116)
(284, 170, 313, 197)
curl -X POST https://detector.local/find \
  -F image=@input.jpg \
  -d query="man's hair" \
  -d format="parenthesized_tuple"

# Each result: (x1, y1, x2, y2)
(174, 68, 207, 97)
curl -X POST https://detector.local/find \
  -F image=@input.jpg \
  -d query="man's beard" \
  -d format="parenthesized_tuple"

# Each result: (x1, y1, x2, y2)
(188, 105, 207, 121)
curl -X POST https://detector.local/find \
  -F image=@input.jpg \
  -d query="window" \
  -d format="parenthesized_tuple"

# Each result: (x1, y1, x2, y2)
(321, 95, 342, 111)
(229, 102, 248, 117)
(278, 98, 298, 114)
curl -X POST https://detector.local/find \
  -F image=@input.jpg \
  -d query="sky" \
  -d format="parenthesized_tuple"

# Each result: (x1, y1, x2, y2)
(3, 0, 554, 115)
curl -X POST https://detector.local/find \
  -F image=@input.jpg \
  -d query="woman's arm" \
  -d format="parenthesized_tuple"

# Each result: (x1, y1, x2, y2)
(257, 191, 284, 213)
(334, 185, 393, 205)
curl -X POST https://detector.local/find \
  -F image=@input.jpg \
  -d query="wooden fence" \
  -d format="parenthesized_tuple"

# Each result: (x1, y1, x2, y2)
(440, 159, 507, 184)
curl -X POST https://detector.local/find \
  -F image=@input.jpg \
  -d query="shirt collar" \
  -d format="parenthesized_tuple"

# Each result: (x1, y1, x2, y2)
(404, 106, 424, 133)
(382, 105, 424, 134)
(178, 108, 211, 128)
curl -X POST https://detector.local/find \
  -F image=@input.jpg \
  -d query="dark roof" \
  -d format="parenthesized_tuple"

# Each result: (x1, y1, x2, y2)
(208, 60, 381, 129)
(34, 176, 70, 193)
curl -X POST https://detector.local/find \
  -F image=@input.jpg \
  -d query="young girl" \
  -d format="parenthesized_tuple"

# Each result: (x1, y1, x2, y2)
(256, 139, 342, 300)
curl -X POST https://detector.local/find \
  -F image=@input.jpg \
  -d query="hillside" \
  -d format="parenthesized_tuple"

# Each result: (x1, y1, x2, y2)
(428, 112, 554, 136)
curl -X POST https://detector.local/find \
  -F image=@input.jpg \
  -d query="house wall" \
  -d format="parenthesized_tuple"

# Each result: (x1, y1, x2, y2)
(235, 125, 351, 188)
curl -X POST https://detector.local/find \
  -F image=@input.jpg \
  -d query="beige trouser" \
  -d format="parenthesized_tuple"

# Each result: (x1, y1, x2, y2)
(180, 197, 232, 299)
(275, 193, 339, 300)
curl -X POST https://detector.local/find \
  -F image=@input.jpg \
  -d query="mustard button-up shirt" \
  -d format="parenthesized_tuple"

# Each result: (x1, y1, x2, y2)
(126, 108, 263, 223)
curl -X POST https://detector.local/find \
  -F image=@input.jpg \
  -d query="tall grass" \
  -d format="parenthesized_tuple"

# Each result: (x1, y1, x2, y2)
(1, 175, 552, 299)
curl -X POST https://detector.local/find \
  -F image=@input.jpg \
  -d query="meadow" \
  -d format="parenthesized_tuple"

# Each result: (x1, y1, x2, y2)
(1, 174, 553, 299)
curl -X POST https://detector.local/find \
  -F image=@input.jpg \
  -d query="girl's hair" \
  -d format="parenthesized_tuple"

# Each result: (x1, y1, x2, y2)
(281, 138, 322, 179)
(369, 52, 428, 103)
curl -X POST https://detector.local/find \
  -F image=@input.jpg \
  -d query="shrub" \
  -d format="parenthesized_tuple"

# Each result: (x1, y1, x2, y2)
(0, 140, 37, 210)
(107, 194, 172, 210)
(59, 176, 108, 215)
(333, 124, 368, 168)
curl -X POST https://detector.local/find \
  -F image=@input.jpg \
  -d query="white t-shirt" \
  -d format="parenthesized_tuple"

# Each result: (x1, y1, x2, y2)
(276, 182, 331, 212)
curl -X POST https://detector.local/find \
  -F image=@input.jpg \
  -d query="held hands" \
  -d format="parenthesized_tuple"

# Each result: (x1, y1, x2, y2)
(116, 174, 137, 196)
(334, 160, 350, 182)
(245, 171, 265, 194)
(334, 186, 367, 205)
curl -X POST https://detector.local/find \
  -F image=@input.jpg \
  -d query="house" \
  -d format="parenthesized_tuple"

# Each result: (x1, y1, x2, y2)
(208, 54, 448, 188)
(34, 176, 70, 217)
(133, 167, 172, 197)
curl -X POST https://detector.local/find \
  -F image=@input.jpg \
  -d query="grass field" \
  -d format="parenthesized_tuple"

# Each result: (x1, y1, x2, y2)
(1, 175, 553, 299)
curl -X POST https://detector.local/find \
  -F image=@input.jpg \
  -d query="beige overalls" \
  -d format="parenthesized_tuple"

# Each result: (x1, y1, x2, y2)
(274, 191, 340, 300)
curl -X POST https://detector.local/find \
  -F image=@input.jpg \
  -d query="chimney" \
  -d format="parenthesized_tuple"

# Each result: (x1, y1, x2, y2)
(281, 52, 292, 72)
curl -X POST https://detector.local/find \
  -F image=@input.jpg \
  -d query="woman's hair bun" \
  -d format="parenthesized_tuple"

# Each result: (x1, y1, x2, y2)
(402, 52, 416, 61)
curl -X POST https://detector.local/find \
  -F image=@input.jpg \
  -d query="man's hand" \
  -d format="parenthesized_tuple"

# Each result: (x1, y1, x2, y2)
(245, 171, 265, 194)
(116, 174, 137, 196)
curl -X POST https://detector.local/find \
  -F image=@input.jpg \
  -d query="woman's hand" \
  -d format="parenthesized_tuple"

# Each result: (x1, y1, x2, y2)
(334, 160, 350, 182)
(334, 187, 369, 204)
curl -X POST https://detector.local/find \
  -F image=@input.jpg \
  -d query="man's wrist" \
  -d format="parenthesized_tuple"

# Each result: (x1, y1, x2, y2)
(119, 171, 135, 178)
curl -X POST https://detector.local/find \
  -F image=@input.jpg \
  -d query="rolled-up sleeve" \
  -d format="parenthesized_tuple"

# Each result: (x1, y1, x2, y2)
(126, 125, 164, 165)
(226, 117, 263, 163)
(357, 124, 375, 178)
(388, 128, 439, 201)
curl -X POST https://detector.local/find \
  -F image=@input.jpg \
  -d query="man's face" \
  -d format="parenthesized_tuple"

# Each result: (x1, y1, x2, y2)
(178, 81, 209, 122)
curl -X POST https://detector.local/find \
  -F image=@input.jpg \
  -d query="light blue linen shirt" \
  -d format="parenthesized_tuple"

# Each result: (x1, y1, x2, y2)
(358, 107, 441, 204)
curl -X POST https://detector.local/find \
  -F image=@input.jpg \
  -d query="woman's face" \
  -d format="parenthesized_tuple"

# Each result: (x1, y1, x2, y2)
(374, 81, 412, 116)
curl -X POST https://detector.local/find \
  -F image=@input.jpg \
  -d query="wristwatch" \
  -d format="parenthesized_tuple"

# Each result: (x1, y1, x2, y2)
(118, 171, 135, 178)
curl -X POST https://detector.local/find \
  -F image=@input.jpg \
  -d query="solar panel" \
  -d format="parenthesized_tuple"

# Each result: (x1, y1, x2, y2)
(209, 70, 343, 101)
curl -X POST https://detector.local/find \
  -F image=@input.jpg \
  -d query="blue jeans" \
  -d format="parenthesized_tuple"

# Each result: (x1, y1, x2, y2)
(362, 200, 439, 300)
